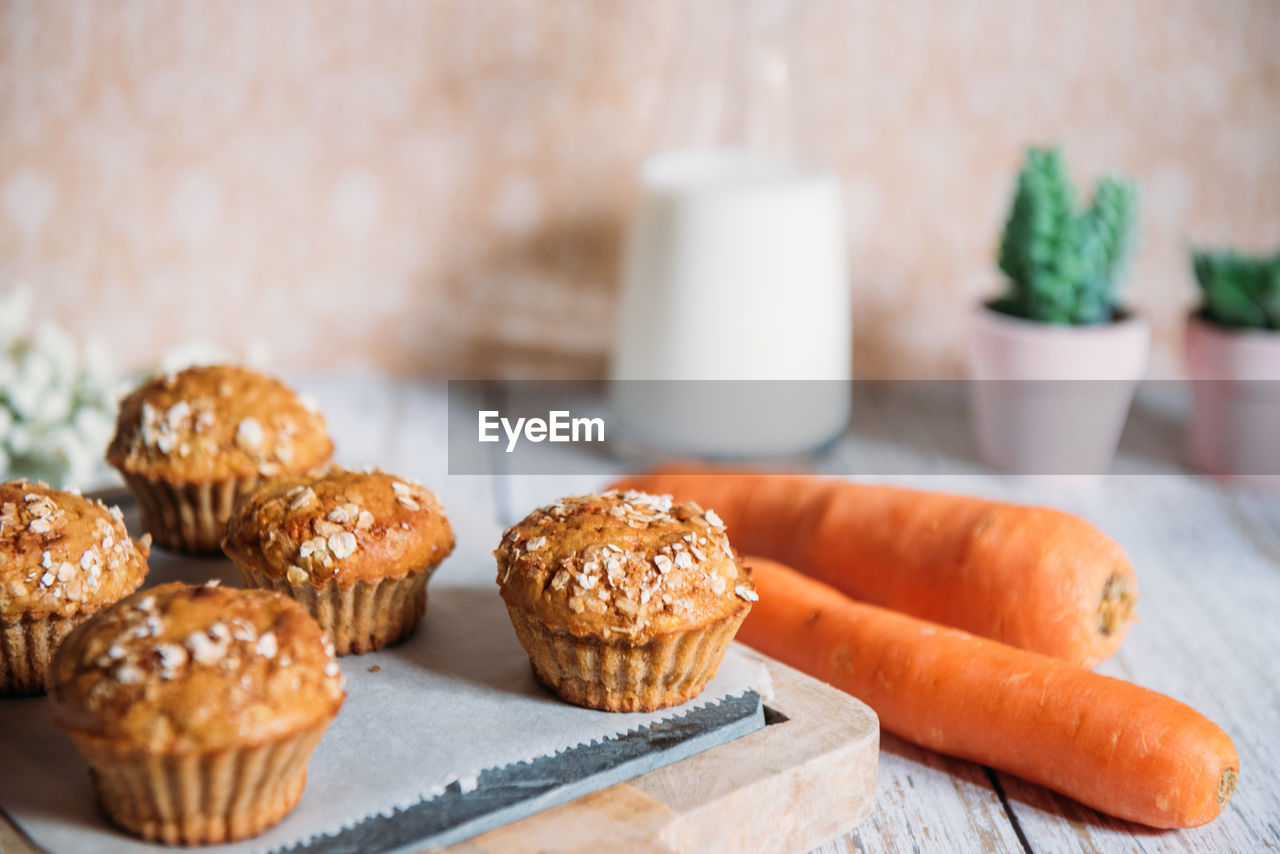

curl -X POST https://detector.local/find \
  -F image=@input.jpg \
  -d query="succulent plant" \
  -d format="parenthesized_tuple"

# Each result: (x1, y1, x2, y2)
(993, 146, 1139, 325)
(1193, 249, 1280, 331)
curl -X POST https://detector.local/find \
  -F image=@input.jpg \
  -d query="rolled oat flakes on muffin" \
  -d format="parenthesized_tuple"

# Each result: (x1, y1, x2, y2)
(495, 490, 755, 713)
(0, 480, 150, 696)
(47, 582, 344, 845)
(106, 364, 333, 554)
(222, 467, 455, 655)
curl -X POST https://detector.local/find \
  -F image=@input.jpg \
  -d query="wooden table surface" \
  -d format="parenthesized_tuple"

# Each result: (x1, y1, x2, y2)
(292, 377, 1280, 853)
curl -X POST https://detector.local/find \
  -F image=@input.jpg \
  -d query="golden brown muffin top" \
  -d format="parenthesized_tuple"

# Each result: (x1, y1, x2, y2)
(221, 468, 455, 589)
(106, 364, 333, 482)
(48, 582, 344, 752)
(495, 491, 755, 644)
(0, 480, 150, 620)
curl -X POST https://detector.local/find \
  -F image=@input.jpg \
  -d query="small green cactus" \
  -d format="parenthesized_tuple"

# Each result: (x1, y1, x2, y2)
(993, 146, 1139, 325)
(1193, 249, 1280, 331)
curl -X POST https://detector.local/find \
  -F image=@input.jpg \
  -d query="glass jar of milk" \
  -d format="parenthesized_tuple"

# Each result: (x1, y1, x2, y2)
(609, 148, 851, 460)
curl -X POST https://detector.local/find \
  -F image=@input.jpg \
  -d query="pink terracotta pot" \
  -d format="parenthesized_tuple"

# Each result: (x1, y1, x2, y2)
(1185, 314, 1280, 482)
(967, 305, 1149, 476)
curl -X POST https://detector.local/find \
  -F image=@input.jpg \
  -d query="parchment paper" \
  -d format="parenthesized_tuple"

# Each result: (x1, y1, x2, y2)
(0, 501, 771, 854)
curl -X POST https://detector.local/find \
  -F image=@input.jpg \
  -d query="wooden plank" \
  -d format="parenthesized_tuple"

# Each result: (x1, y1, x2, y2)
(0, 811, 39, 854)
(447, 649, 879, 854)
(443, 787, 677, 854)
(813, 736, 1026, 854)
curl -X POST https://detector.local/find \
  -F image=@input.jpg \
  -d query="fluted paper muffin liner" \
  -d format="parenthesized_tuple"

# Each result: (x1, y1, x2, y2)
(123, 472, 263, 555)
(0, 613, 85, 696)
(236, 564, 430, 656)
(64, 724, 328, 846)
(504, 606, 748, 712)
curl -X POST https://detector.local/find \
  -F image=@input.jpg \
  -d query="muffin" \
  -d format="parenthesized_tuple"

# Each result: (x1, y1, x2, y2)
(47, 582, 345, 845)
(495, 490, 756, 712)
(0, 480, 150, 696)
(106, 364, 333, 554)
(222, 468, 455, 655)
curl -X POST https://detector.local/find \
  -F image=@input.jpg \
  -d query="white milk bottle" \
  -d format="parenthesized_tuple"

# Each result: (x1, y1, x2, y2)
(609, 148, 851, 458)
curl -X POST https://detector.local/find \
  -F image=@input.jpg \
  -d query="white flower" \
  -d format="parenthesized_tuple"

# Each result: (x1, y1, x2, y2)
(74, 407, 113, 447)
(0, 285, 121, 485)
(5, 423, 33, 455)
(31, 382, 74, 425)
(32, 321, 77, 381)
(78, 338, 115, 388)
(51, 426, 96, 484)
(0, 287, 33, 345)
(7, 349, 54, 419)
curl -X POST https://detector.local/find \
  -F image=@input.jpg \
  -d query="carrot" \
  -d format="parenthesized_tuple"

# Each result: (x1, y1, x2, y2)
(611, 469, 1137, 666)
(739, 557, 1238, 829)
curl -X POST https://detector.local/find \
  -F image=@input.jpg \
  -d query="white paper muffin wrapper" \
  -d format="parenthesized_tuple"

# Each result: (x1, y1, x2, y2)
(67, 725, 329, 846)
(122, 473, 263, 555)
(0, 612, 84, 696)
(505, 604, 748, 712)
(235, 564, 430, 656)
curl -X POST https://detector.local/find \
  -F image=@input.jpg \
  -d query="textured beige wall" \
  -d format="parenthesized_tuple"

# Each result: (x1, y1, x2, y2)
(2, 0, 1278, 378)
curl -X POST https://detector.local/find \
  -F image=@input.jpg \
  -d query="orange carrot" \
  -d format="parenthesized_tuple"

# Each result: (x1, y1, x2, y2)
(739, 557, 1238, 829)
(611, 469, 1137, 666)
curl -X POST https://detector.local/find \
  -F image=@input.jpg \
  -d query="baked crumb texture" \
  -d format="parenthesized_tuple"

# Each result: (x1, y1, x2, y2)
(496, 490, 755, 711)
(47, 582, 344, 845)
(223, 468, 455, 654)
(0, 479, 150, 695)
(106, 364, 334, 554)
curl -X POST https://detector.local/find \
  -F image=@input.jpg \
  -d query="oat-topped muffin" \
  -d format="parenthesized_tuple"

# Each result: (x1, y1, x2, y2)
(495, 490, 755, 712)
(0, 480, 150, 696)
(48, 582, 344, 845)
(106, 364, 333, 554)
(222, 467, 455, 655)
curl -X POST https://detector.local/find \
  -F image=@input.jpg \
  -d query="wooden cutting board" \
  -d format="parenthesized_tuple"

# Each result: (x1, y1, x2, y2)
(0, 649, 878, 854)
(441, 648, 880, 854)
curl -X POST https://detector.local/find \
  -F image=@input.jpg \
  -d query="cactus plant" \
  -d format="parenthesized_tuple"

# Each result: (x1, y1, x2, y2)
(993, 146, 1139, 325)
(1192, 249, 1280, 331)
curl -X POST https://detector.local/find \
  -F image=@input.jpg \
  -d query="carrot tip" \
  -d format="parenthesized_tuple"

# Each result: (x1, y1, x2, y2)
(1097, 571, 1137, 637)
(1218, 766, 1238, 807)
